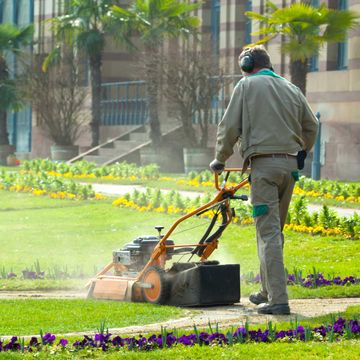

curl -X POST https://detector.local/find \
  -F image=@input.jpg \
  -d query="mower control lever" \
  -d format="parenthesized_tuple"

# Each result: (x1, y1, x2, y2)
(155, 226, 164, 238)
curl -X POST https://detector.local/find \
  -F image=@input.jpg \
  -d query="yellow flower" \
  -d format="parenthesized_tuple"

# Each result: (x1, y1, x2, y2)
(200, 181, 213, 188)
(32, 189, 46, 196)
(159, 176, 174, 181)
(95, 193, 107, 200)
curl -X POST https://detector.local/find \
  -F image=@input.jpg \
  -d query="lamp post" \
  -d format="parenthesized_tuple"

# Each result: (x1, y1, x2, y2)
(311, 112, 321, 180)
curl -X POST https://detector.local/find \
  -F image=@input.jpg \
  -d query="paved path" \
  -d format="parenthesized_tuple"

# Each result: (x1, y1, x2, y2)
(1, 290, 359, 339)
(90, 183, 358, 218)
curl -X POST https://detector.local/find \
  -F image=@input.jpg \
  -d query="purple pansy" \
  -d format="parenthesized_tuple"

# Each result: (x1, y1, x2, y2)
(0, 317, 359, 353)
(58, 339, 68, 347)
(42, 333, 56, 345)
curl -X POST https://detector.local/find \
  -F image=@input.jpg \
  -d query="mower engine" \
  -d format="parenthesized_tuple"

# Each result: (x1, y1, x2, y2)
(113, 236, 175, 273)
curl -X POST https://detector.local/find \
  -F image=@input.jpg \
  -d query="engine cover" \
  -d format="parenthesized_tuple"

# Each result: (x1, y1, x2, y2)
(113, 235, 174, 272)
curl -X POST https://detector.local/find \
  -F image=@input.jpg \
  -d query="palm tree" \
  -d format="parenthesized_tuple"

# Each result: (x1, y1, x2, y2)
(110, 0, 201, 147)
(45, 0, 117, 147)
(245, 1, 359, 94)
(0, 23, 34, 147)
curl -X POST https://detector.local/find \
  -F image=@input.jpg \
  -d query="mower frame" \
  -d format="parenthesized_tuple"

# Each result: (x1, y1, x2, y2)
(87, 168, 249, 304)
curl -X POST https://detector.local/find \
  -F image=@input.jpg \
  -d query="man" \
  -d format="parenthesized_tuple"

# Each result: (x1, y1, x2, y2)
(209, 45, 318, 315)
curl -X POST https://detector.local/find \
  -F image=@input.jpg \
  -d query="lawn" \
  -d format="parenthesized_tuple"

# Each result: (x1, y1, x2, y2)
(1, 165, 359, 359)
(0, 299, 185, 336)
(0, 190, 359, 298)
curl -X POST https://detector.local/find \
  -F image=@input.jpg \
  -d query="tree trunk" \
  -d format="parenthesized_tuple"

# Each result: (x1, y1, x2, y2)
(144, 45, 162, 148)
(199, 109, 209, 148)
(0, 110, 9, 146)
(0, 57, 9, 146)
(289, 58, 308, 95)
(182, 114, 197, 148)
(89, 53, 102, 147)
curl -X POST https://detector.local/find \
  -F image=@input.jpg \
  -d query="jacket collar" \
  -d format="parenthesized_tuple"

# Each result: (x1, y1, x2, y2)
(248, 68, 285, 80)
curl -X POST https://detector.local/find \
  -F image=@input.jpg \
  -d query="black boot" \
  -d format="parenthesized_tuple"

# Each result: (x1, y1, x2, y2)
(249, 292, 268, 305)
(257, 303, 290, 315)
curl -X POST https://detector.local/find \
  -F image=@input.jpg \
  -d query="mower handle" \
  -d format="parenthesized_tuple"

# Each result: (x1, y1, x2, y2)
(214, 168, 246, 190)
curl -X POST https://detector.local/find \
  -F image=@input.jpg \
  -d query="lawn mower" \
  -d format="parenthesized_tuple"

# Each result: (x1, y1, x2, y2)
(87, 169, 249, 306)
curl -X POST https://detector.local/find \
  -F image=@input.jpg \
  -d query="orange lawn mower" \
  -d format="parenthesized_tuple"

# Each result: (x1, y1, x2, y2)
(87, 169, 249, 306)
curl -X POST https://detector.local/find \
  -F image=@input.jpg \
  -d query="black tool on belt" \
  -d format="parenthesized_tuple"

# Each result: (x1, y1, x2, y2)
(296, 150, 307, 170)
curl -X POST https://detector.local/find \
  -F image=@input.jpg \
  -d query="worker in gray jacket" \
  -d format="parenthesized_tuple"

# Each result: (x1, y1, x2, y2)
(210, 45, 319, 315)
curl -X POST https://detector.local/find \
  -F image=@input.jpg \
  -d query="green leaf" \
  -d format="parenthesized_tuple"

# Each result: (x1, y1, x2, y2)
(42, 46, 61, 72)
(245, 11, 268, 22)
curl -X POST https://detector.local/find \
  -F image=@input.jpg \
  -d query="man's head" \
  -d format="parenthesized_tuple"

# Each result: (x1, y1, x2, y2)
(238, 45, 272, 74)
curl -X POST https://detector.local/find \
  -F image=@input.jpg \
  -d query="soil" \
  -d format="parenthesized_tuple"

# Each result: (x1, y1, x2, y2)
(1, 290, 360, 338)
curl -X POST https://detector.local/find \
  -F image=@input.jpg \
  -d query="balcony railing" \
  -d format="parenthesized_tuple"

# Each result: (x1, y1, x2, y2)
(100, 75, 242, 126)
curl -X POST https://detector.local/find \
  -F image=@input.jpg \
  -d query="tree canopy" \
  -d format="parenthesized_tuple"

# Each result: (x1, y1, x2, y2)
(245, 1, 359, 94)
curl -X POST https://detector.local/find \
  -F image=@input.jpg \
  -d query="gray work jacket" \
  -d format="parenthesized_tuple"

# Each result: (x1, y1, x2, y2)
(215, 69, 319, 168)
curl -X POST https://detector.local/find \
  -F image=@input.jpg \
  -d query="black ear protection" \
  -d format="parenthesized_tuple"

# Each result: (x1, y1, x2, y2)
(239, 51, 254, 73)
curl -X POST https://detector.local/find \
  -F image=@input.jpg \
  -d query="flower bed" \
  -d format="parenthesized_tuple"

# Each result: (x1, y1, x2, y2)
(243, 271, 359, 288)
(0, 170, 105, 200)
(1, 317, 358, 354)
(287, 273, 358, 288)
(182, 171, 360, 203)
(112, 188, 359, 239)
(18, 160, 360, 203)
(20, 159, 160, 180)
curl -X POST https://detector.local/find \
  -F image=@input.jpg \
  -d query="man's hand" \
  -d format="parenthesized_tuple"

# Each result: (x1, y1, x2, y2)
(209, 159, 225, 174)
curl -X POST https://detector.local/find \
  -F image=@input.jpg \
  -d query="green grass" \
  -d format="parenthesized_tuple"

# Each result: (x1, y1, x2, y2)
(0, 191, 177, 275)
(0, 279, 84, 291)
(242, 282, 360, 299)
(0, 190, 359, 297)
(0, 299, 185, 336)
(304, 195, 360, 209)
(0, 165, 18, 172)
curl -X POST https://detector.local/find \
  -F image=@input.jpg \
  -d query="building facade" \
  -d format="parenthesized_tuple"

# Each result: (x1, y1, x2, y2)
(1, 0, 359, 179)
(249, 0, 360, 180)
(0, 0, 34, 155)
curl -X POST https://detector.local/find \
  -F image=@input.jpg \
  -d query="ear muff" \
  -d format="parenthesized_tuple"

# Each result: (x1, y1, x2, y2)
(239, 53, 254, 73)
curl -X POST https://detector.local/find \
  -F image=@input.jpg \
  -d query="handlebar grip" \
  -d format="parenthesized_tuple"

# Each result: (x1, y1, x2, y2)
(231, 195, 248, 201)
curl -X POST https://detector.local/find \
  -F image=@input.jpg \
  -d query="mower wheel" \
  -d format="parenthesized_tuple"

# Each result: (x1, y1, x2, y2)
(141, 266, 170, 304)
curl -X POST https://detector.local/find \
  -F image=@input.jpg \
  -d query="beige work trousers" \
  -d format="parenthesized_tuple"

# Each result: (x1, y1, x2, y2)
(250, 156, 297, 305)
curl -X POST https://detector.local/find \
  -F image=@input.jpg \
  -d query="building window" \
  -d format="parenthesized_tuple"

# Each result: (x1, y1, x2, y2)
(245, 0, 252, 45)
(0, 0, 3, 22)
(308, 0, 319, 72)
(327, 0, 349, 70)
(2, 0, 34, 153)
(337, 0, 348, 70)
(16, 0, 34, 25)
(2, 0, 13, 22)
(211, 0, 220, 56)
